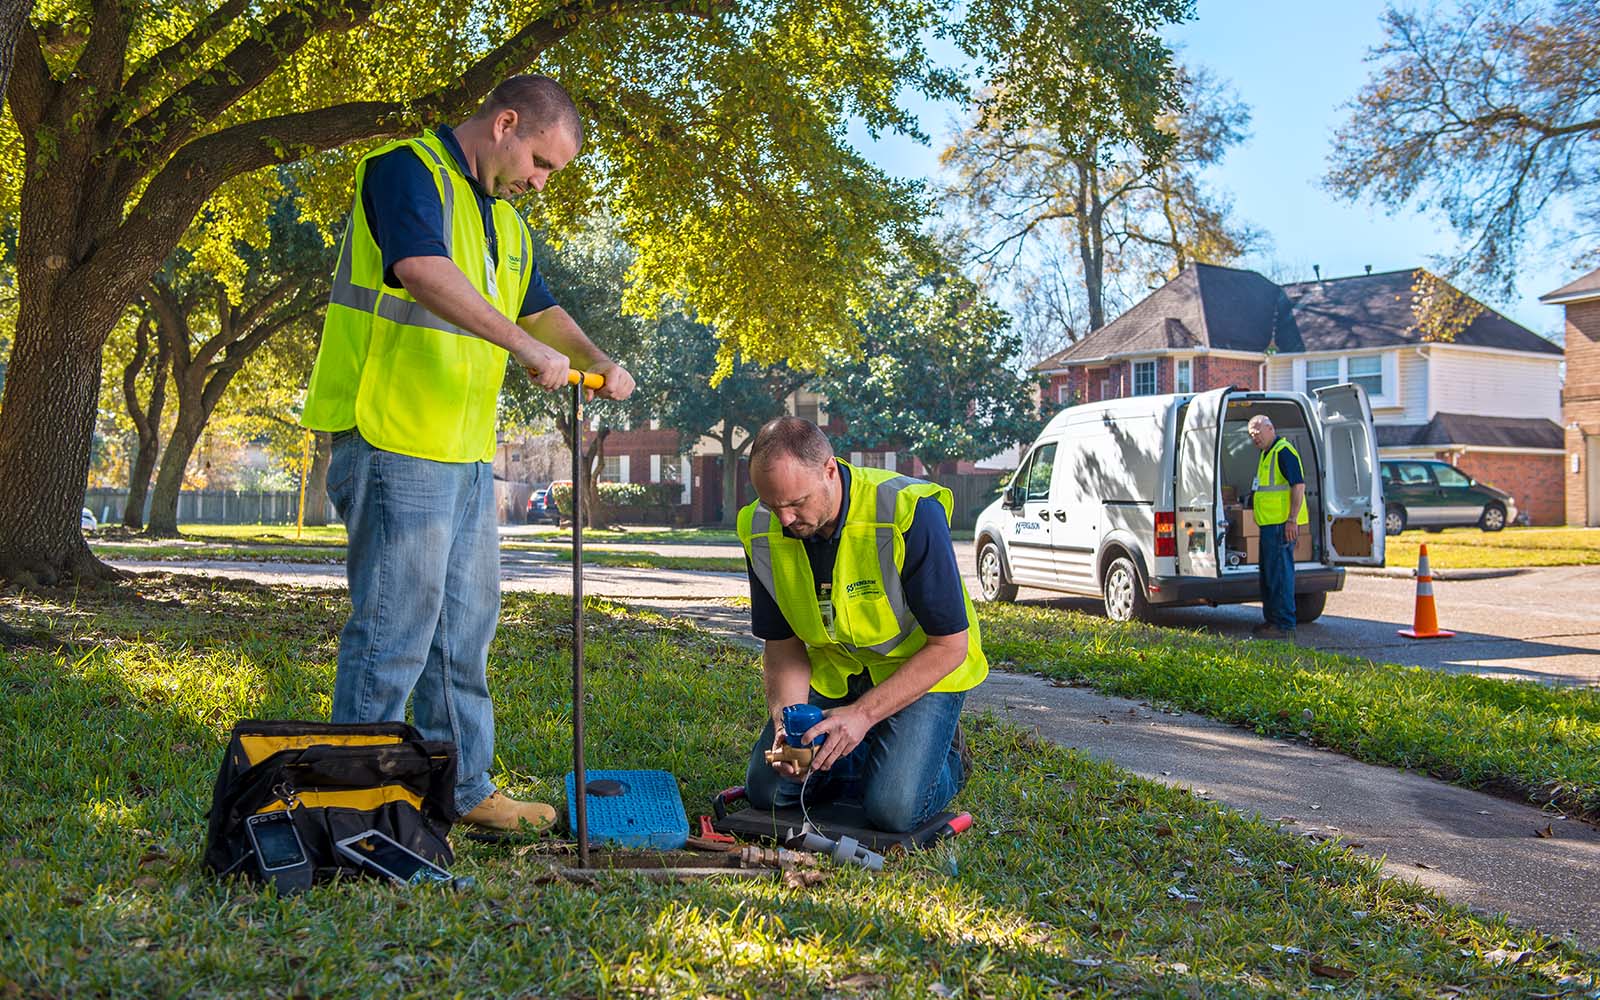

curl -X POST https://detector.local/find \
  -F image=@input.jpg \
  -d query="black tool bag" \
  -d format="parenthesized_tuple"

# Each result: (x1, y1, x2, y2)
(204, 720, 459, 892)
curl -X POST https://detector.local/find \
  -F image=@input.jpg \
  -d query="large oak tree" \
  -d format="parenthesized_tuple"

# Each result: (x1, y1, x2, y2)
(0, 0, 1188, 584)
(1327, 0, 1600, 299)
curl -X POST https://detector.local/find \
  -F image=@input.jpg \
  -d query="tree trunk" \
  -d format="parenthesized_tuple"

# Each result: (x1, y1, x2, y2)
(583, 427, 611, 530)
(0, 283, 126, 585)
(302, 431, 332, 527)
(719, 433, 741, 528)
(121, 321, 171, 530)
(145, 419, 200, 538)
(0, 0, 31, 110)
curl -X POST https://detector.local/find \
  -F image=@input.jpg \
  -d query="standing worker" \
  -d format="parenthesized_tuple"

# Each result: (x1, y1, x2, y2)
(736, 417, 985, 833)
(1246, 414, 1306, 640)
(300, 75, 635, 833)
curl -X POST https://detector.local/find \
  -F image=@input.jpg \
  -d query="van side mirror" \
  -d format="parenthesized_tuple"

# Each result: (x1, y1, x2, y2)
(1002, 485, 1021, 509)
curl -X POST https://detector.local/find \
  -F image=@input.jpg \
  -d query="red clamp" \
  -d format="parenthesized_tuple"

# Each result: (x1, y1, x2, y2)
(697, 815, 735, 844)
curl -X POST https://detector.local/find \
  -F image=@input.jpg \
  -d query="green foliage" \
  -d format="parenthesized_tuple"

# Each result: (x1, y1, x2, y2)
(811, 250, 1044, 470)
(549, 479, 677, 512)
(2, 579, 1594, 995)
(1326, 0, 1600, 297)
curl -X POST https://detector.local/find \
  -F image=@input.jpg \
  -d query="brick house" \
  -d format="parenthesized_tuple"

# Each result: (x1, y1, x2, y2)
(1540, 267, 1600, 526)
(497, 387, 1010, 526)
(1034, 264, 1567, 524)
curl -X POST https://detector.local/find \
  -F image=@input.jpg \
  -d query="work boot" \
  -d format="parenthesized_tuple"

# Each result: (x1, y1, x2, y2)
(459, 791, 557, 834)
(1252, 625, 1294, 641)
(1250, 621, 1273, 635)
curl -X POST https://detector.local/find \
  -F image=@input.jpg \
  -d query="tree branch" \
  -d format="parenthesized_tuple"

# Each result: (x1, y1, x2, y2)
(121, 0, 253, 111)
(5, 21, 51, 135)
(73, 0, 130, 96)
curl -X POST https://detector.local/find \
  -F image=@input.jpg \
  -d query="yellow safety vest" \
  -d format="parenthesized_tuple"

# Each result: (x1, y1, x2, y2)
(300, 129, 535, 463)
(1253, 438, 1310, 527)
(737, 461, 988, 699)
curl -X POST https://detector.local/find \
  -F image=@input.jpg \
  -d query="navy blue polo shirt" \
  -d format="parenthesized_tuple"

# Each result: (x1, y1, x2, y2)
(1275, 444, 1304, 487)
(747, 462, 971, 641)
(360, 125, 558, 317)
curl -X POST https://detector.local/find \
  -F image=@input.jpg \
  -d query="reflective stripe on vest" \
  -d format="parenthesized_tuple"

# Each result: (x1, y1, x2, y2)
(1253, 438, 1310, 526)
(301, 130, 533, 463)
(739, 462, 988, 698)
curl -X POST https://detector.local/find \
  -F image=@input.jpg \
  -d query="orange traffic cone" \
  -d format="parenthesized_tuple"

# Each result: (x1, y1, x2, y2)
(1398, 543, 1454, 639)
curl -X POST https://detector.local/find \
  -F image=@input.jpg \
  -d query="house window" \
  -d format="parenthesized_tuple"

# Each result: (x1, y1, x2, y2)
(602, 455, 624, 481)
(1057, 382, 1071, 405)
(1305, 358, 1341, 394)
(859, 452, 887, 469)
(1132, 360, 1157, 396)
(1347, 355, 1383, 398)
(657, 455, 680, 482)
(1175, 359, 1192, 394)
(794, 399, 821, 424)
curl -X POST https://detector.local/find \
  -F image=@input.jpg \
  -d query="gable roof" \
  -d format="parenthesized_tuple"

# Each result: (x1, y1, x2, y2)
(1280, 269, 1560, 355)
(1035, 265, 1559, 371)
(1540, 266, 1600, 305)
(1033, 264, 1284, 370)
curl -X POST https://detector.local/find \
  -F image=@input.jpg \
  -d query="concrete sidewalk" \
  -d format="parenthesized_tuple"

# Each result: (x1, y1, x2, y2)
(627, 598, 1600, 952)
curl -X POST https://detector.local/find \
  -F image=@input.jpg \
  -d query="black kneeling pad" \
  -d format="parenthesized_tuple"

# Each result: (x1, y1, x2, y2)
(712, 800, 966, 853)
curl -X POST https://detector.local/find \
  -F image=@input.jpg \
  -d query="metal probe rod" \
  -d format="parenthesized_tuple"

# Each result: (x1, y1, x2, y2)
(570, 379, 589, 868)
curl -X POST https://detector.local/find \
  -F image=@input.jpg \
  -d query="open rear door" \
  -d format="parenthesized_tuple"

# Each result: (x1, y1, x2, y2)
(1314, 384, 1385, 566)
(1175, 387, 1230, 578)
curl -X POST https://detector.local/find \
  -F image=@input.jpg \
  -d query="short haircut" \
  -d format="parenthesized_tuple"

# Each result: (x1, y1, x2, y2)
(480, 75, 584, 148)
(1248, 414, 1275, 432)
(750, 417, 833, 471)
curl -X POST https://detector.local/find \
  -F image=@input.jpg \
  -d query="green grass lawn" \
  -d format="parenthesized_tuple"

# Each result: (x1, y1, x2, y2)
(978, 603, 1600, 822)
(2, 580, 1596, 995)
(1386, 527, 1600, 571)
(516, 525, 741, 545)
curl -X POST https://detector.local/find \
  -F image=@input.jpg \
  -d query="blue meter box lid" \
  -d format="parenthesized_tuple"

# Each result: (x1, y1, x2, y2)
(564, 769, 688, 850)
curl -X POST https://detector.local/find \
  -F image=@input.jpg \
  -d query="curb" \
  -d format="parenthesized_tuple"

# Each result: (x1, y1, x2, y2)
(1346, 566, 1529, 582)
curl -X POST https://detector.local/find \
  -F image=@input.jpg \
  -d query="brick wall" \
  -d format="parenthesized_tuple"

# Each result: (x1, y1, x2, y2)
(1441, 451, 1564, 526)
(1564, 300, 1600, 525)
(1195, 356, 1261, 392)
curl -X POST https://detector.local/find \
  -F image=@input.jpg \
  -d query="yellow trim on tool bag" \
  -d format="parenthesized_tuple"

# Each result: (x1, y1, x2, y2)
(239, 733, 402, 766)
(257, 786, 424, 813)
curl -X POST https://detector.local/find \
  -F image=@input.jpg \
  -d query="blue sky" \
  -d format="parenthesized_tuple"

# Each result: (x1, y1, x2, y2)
(848, 2, 1578, 339)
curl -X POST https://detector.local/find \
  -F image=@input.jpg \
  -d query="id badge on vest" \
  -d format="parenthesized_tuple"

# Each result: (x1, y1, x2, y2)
(484, 249, 499, 301)
(817, 581, 836, 639)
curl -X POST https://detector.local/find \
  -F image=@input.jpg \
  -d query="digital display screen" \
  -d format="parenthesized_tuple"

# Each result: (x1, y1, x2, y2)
(250, 815, 306, 870)
(338, 832, 448, 884)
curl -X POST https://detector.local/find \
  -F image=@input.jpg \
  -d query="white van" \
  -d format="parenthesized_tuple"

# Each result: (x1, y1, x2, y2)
(974, 384, 1385, 622)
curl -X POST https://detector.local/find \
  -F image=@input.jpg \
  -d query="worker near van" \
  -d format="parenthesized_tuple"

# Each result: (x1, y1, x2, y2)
(736, 417, 986, 833)
(301, 76, 635, 834)
(1246, 414, 1307, 639)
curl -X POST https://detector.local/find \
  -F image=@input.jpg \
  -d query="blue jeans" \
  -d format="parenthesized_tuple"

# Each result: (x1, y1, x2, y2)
(744, 670, 968, 833)
(326, 430, 501, 815)
(1258, 522, 1296, 629)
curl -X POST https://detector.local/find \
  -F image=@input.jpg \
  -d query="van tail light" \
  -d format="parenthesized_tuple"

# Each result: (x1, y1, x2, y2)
(1155, 511, 1176, 558)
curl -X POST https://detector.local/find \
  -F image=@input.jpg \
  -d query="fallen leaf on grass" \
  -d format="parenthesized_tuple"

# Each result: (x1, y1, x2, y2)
(1482, 948, 1533, 966)
(1310, 961, 1356, 980)
(1533, 824, 1553, 839)
(1071, 958, 1104, 968)
(1153, 826, 1174, 837)
(833, 973, 887, 993)
(1414, 861, 1438, 870)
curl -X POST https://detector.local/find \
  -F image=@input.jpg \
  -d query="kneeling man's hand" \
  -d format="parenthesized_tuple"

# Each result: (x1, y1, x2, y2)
(808, 706, 872, 772)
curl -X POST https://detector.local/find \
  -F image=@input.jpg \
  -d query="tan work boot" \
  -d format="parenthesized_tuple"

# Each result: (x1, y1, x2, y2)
(460, 791, 557, 834)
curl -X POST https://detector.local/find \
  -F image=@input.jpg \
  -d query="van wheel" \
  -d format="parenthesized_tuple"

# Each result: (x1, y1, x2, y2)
(1479, 503, 1506, 532)
(1385, 505, 1406, 536)
(1102, 556, 1150, 623)
(977, 541, 1017, 602)
(1294, 591, 1327, 624)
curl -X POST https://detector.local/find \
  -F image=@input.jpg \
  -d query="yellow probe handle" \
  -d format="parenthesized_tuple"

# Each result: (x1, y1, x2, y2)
(567, 370, 605, 390)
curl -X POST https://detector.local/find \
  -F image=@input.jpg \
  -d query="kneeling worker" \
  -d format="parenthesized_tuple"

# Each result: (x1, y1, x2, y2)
(736, 417, 987, 833)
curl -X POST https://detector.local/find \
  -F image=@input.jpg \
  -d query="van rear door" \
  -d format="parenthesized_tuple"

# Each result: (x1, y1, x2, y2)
(1175, 387, 1230, 578)
(1314, 384, 1385, 566)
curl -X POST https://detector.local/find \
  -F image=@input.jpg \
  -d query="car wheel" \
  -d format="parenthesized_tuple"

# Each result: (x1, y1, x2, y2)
(977, 541, 1017, 602)
(1101, 555, 1150, 623)
(1294, 591, 1327, 624)
(1384, 505, 1406, 536)
(1479, 502, 1506, 532)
